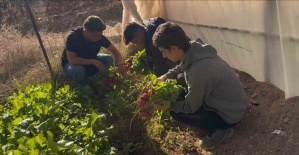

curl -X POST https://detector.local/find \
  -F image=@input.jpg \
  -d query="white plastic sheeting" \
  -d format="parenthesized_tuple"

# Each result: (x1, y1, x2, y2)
(129, 0, 299, 98)
(121, 0, 143, 33)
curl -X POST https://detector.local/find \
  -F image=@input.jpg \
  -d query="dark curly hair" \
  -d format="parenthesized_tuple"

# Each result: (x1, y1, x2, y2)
(153, 22, 190, 52)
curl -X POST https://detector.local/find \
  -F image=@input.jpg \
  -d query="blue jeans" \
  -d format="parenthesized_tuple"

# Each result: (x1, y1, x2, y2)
(63, 53, 113, 83)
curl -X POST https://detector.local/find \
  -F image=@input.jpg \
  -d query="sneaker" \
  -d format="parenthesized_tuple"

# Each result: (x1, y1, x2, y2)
(201, 128, 234, 149)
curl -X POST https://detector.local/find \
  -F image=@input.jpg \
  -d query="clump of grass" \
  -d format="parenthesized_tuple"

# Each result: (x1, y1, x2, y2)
(0, 25, 41, 80)
(0, 25, 66, 94)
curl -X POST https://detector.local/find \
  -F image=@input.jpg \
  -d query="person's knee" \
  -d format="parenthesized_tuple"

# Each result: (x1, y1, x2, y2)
(105, 55, 114, 67)
(97, 54, 114, 69)
(64, 64, 86, 81)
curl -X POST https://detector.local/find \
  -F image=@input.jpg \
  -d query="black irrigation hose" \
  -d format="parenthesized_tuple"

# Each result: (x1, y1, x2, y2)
(24, 0, 56, 93)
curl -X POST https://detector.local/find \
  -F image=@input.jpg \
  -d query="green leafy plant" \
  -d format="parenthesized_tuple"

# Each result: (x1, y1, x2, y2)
(131, 48, 152, 75)
(128, 74, 185, 139)
(0, 83, 116, 154)
(90, 66, 143, 116)
(92, 67, 123, 95)
(136, 74, 184, 117)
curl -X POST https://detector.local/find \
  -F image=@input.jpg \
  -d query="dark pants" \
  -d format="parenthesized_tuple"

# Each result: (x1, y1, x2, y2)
(170, 106, 237, 131)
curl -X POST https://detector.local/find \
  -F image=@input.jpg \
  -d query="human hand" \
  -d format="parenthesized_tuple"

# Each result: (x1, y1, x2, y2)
(93, 60, 105, 71)
(157, 74, 168, 82)
(117, 64, 127, 78)
(152, 101, 168, 111)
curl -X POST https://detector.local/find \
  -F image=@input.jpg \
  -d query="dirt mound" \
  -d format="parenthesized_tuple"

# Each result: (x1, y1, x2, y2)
(215, 70, 298, 155)
(160, 70, 299, 155)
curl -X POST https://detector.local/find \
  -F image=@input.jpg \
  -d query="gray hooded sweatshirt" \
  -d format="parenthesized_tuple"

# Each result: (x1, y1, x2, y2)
(166, 39, 247, 124)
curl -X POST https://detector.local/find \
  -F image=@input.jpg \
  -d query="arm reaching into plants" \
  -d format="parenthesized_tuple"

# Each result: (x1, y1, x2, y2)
(106, 44, 127, 77)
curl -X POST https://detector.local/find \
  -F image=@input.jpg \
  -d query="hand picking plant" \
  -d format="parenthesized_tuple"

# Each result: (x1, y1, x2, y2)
(135, 74, 184, 118)
(92, 66, 123, 94)
(124, 56, 134, 73)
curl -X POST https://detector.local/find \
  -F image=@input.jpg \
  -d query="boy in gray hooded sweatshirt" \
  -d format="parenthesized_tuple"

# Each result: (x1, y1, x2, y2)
(152, 22, 248, 149)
